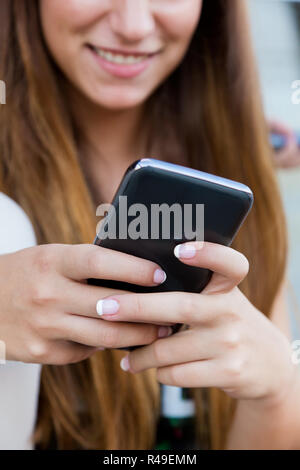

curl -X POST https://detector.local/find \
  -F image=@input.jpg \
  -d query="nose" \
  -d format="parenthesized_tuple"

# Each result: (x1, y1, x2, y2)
(110, 0, 155, 42)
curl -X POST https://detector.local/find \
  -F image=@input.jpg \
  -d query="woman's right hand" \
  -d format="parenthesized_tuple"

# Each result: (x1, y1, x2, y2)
(0, 244, 171, 365)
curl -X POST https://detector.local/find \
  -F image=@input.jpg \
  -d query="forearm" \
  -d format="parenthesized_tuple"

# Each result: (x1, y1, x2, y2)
(226, 368, 300, 449)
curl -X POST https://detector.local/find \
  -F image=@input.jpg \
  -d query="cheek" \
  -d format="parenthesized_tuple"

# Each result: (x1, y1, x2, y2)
(40, 0, 108, 77)
(152, 2, 202, 83)
(40, 0, 109, 31)
(157, 1, 203, 44)
(39, 2, 75, 76)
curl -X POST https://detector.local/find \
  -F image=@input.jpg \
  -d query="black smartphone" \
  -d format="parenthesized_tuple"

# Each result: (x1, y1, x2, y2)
(88, 158, 254, 349)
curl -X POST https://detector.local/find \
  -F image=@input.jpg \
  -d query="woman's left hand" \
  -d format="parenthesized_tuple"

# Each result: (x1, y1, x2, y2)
(98, 242, 296, 404)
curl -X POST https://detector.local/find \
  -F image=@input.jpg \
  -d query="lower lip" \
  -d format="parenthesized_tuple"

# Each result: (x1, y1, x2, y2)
(88, 47, 156, 78)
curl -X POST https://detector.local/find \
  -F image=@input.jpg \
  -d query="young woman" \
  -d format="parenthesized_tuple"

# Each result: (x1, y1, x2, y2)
(0, 0, 300, 450)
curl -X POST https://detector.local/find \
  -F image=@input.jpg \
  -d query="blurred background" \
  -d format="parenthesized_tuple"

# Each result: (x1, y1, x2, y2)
(247, 0, 300, 336)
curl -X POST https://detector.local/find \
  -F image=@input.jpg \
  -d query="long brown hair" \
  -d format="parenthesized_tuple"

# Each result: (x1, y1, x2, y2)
(0, 0, 287, 449)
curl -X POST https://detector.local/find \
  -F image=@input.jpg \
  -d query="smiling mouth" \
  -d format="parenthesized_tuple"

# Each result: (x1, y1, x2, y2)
(87, 44, 158, 65)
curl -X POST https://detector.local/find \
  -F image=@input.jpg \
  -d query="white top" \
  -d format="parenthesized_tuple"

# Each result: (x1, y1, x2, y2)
(0, 193, 41, 450)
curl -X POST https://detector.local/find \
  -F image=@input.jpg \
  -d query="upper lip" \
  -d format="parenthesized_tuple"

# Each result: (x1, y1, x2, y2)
(88, 44, 160, 57)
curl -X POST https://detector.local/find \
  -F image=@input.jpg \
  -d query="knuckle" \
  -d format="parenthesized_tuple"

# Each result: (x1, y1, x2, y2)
(221, 293, 240, 320)
(132, 295, 144, 319)
(30, 284, 57, 307)
(180, 295, 199, 324)
(222, 326, 242, 350)
(27, 340, 49, 362)
(86, 250, 102, 276)
(33, 245, 56, 275)
(31, 312, 49, 333)
(223, 354, 245, 382)
(33, 313, 60, 338)
(100, 326, 120, 348)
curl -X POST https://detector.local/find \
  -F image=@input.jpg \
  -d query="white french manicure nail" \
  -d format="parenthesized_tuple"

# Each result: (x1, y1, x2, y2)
(96, 299, 119, 316)
(174, 244, 196, 259)
(120, 355, 130, 372)
(153, 269, 167, 284)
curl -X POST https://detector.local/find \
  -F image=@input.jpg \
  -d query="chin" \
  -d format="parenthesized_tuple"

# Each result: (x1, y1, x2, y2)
(88, 86, 150, 111)
(97, 99, 141, 111)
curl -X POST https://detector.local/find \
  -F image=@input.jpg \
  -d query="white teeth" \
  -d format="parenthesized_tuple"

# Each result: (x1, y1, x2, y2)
(93, 47, 147, 65)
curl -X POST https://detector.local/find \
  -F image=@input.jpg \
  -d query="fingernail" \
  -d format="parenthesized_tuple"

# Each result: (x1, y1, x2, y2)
(158, 326, 173, 338)
(153, 268, 167, 285)
(96, 299, 119, 316)
(174, 243, 196, 259)
(97, 347, 106, 351)
(120, 355, 130, 372)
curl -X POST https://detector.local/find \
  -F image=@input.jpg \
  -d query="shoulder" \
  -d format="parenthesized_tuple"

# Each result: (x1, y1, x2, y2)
(0, 193, 37, 254)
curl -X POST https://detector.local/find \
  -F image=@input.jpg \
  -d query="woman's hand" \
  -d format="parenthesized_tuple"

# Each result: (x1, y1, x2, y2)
(0, 244, 171, 364)
(99, 241, 297, 405)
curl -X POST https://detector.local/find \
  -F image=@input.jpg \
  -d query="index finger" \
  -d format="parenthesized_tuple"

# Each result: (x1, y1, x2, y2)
(59, 244, 167, 287)
(174, 241, 249, 294)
